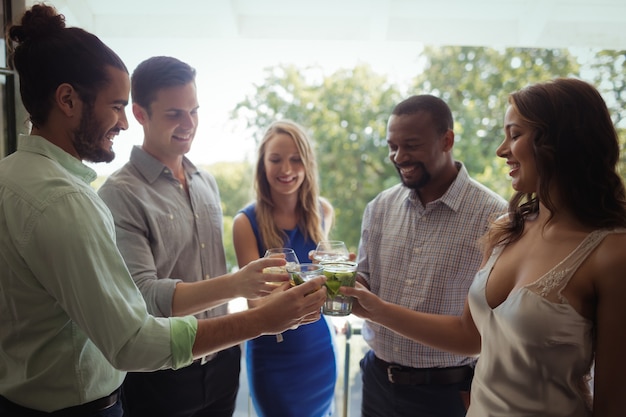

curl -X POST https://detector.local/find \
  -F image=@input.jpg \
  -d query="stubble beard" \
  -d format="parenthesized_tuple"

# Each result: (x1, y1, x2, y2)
(73, 103, 116, 163)
(397, 161, 431, 190)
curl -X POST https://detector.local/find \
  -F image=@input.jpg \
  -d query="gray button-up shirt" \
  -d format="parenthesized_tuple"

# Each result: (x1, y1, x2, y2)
(98, 145, 228, 320)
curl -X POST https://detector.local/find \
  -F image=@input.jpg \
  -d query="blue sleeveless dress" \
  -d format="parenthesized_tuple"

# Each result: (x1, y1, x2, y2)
(240, 203, 337, 417)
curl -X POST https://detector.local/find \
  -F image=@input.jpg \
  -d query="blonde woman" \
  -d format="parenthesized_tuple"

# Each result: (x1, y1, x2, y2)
(233, 120, 336, 417)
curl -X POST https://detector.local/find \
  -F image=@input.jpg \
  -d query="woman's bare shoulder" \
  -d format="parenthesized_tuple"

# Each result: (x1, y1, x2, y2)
(319, 196, 334, 212)
(591, 230, 626, 277)
(598, 230, 626, 252)
(232, 212, 253, 234)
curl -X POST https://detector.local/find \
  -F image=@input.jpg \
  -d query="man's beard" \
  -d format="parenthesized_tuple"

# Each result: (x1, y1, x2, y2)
(397, 161, 431, 190)
(73, 103, 116, 163)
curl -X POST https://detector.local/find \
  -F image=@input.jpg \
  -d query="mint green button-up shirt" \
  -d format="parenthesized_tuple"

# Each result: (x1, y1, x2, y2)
(0, 135, 196, 412)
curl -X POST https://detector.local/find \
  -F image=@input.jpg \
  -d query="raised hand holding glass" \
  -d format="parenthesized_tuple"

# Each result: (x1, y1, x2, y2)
(263, 248, 300, 286)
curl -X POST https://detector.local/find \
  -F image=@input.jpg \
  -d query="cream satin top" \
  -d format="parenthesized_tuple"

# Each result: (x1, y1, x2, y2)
(467, 229, 623, 416)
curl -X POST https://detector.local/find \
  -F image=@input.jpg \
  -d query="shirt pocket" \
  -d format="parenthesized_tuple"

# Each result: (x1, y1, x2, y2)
(152, 206, 195, 244)
(193, 202, 223, 240)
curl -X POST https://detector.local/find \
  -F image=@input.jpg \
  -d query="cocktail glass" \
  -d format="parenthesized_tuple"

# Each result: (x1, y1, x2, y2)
(263, 248, 300, 343)
(286, 263, 324, 287)
(320, 261, 357, 316)
(312, 240, 350, 263)
(263, 248, 299, 286)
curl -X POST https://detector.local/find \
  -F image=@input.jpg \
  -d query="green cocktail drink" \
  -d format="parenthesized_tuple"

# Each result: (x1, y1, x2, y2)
(321, 261, 357, 316)
(287, 263, 323, 287)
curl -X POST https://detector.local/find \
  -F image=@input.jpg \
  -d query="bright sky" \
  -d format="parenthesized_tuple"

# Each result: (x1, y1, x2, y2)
(86, 36, 424, 175)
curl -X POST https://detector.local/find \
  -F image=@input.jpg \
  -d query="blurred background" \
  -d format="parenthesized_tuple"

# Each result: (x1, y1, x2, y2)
(27, 0, 625, 267)
(9, 1, 626, 415)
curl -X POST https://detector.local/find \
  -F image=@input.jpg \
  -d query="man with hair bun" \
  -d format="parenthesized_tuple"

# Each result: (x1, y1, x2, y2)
(0, 5, 326, 416)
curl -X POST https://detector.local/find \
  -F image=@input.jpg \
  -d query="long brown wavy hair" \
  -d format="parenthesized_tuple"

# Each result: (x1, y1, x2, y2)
(254, 120, 326, 250)
(485, 78, 626, 248)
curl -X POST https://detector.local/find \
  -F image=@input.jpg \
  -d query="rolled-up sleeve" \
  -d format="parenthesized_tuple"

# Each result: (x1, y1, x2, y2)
(20, 189, 194, 370)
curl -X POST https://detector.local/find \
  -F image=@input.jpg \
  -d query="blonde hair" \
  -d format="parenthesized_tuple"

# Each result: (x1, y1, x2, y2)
(255, 120, 325, 249)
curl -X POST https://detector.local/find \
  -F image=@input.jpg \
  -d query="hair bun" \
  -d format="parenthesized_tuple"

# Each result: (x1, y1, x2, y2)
(8, 4, 66, 43)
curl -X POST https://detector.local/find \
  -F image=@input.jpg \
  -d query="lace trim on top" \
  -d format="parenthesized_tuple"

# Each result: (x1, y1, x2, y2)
(524, 229, 621, 304)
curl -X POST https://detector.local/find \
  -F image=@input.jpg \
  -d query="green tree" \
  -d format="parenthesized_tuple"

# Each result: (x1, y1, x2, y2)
(203, 161, 255, 217)
(586, 49, 626, 172)
(588, 49, 626, 127)
(232, 64, 402, 252)
(203, 161, 254, 271)
(412, 46, 580, 198)
(230, 48, 598, 254)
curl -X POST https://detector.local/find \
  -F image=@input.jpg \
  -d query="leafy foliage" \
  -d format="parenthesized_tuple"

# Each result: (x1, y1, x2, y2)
(586, 49, 626, 171)
(232, 64, 402, 253)
(412, 46, 580, 198)
(219, 46, 625, 269)
(203, 161, 254, 271)
(203, 161, 255, 217)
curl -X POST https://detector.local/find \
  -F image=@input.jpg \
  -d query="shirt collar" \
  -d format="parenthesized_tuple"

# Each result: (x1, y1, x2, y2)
(17, 134, 97, 184)
(438, 161, 470, 212)
(129, 145, 199, 184)
(407, 161, 470, 212)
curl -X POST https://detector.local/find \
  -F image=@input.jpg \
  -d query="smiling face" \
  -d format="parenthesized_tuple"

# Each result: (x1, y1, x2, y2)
(263, 132, 305, 198)
(386, 111, 453, 191)
(73, 66, 130, 163)
(134, 81, 199, 166)
(497, 106, 538, 193)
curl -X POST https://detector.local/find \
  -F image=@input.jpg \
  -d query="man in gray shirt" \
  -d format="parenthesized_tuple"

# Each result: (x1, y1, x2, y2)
(98, 56, 270, 416)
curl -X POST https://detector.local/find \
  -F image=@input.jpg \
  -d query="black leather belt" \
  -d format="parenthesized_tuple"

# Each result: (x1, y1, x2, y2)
(54, 389, 119, 416)
(374, 355, 474, 385)
(0, 388, 119, 416)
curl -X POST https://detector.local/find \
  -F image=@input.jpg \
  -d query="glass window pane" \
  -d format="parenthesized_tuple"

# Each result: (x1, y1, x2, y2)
(0, 1, 4, 68)
(0, 74, 7, 156)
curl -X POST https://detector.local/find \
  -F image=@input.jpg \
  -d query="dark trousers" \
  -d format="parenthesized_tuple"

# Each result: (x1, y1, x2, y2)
(360, 350, 471, 417)
(122, 345, 241, 417)
(0, 393, 122, 417)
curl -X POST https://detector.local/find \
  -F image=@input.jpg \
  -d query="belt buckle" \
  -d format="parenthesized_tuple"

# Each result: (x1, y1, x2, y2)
(199, 352, 218, 365)
(387, 365, 402, 383)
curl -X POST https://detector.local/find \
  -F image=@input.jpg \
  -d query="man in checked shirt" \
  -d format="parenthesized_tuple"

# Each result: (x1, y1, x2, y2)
(354, 94, 507, 417)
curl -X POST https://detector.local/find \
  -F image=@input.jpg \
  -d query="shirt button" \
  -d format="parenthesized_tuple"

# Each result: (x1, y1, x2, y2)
(405, 279, 413, 285)
(201, 243, 205, 248)
(169, 214, 174, 220)
(205, 274, 210, 280)
(195, 214, 199, 218)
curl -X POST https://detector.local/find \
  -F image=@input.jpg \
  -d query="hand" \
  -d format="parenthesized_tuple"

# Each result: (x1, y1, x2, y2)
(233, 257, 289, 299)
(339, 282, 383, 320)
(256, 276, 327, 335)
